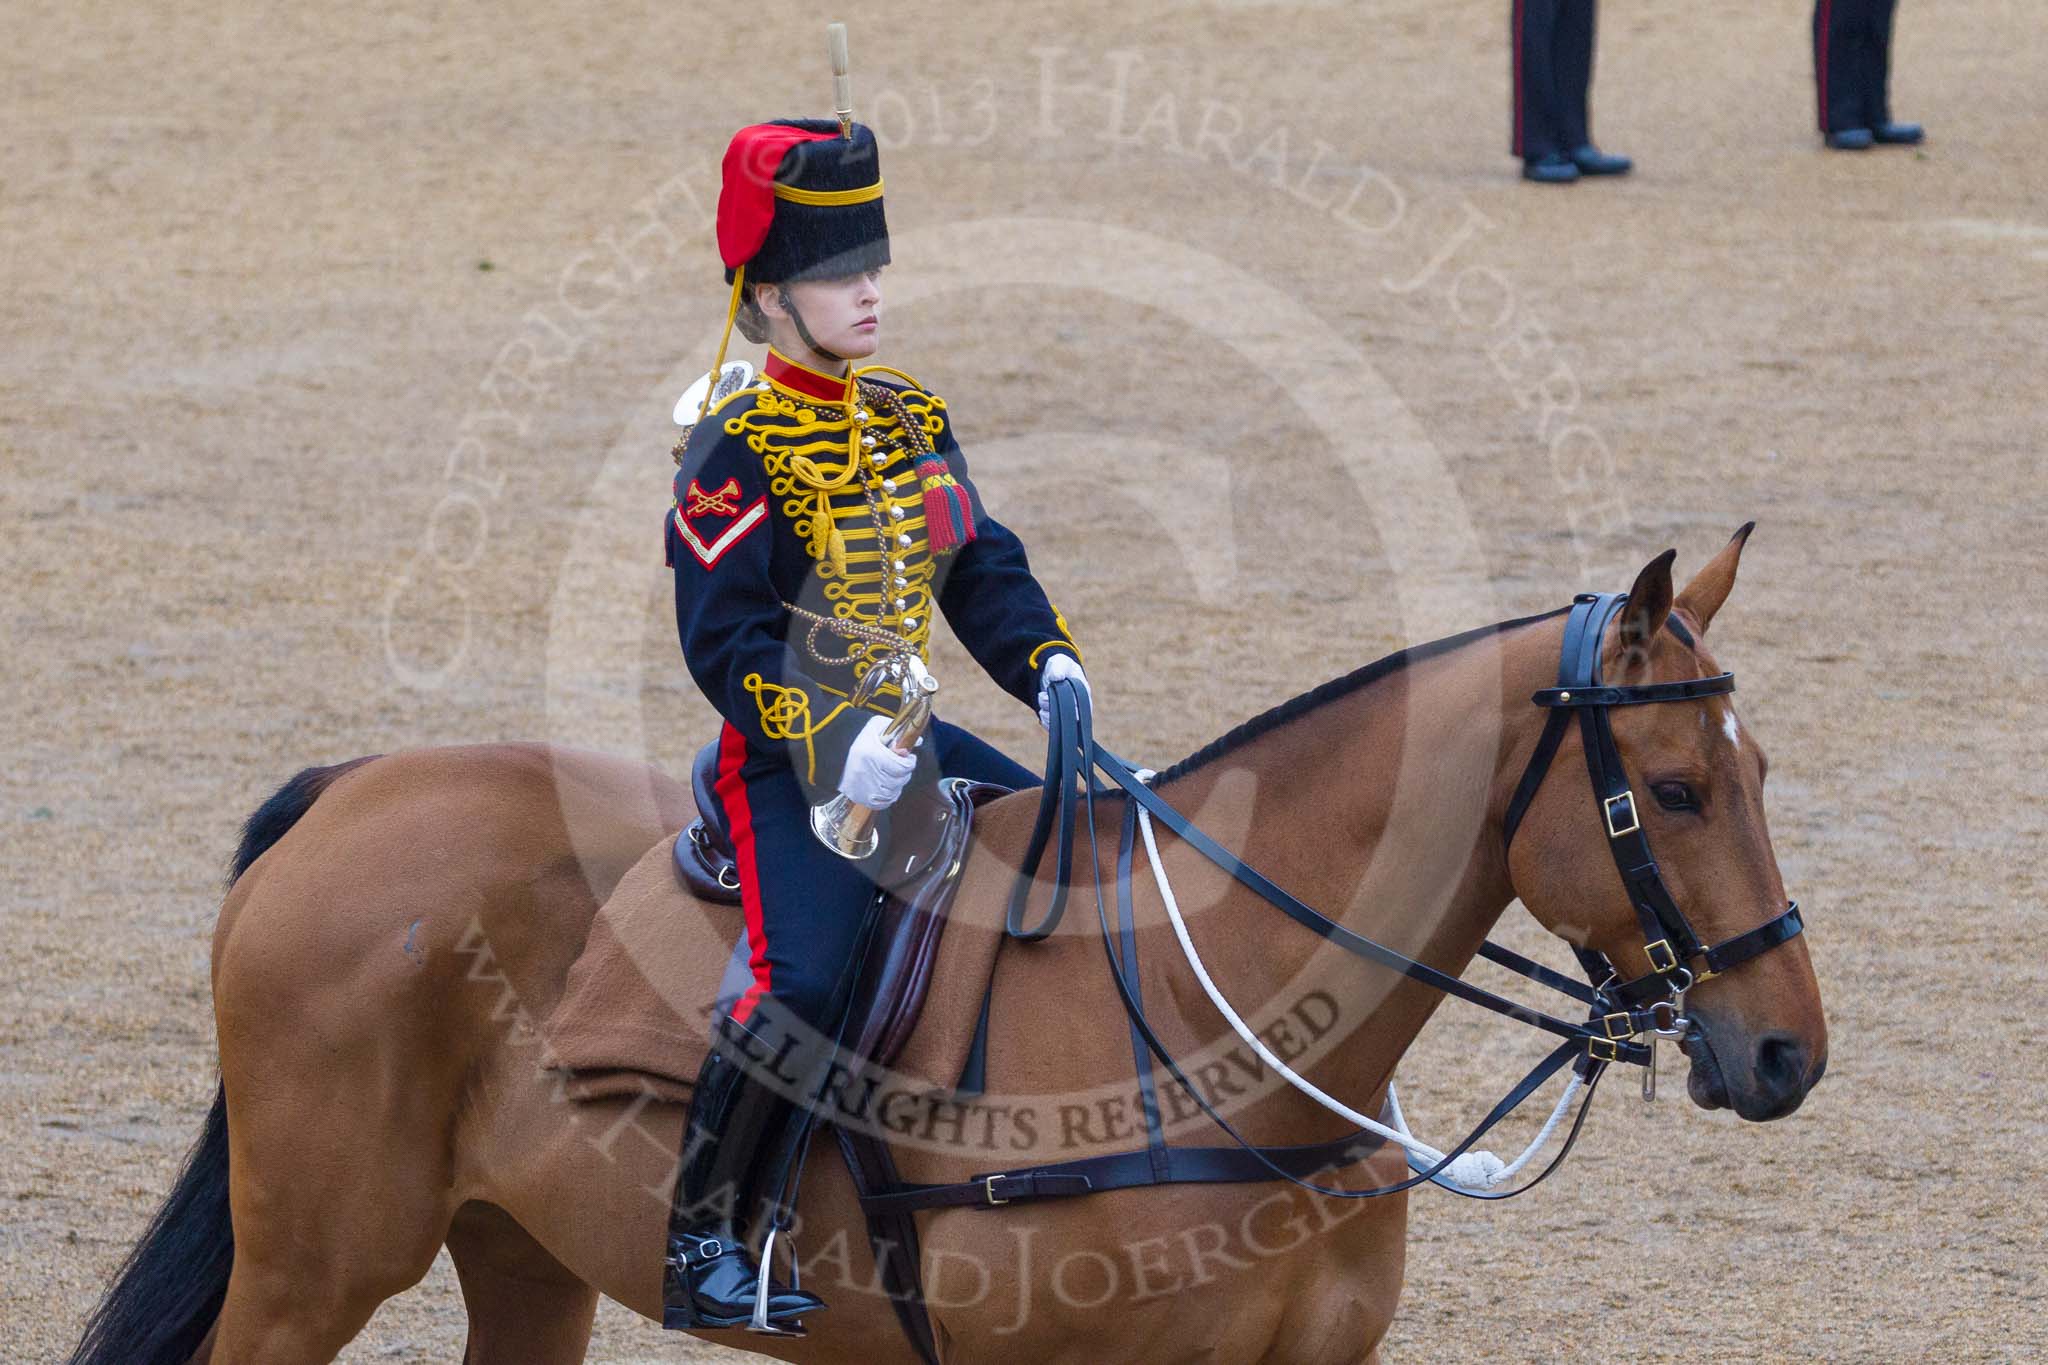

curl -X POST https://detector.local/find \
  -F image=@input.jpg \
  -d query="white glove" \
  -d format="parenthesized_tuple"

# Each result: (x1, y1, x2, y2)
(838, 714, 917, 809)
(1036, 653, 1092, 731)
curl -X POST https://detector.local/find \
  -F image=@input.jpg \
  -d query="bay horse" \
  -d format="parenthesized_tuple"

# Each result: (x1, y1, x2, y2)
(70, 529, 1825, 1364)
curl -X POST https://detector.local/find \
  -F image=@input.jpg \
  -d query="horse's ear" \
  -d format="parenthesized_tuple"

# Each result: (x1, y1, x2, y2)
(1616, 548, 1677, 675)
(1673, 521, 1754, 634)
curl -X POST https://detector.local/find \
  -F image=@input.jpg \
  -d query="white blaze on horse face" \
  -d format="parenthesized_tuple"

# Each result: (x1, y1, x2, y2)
(1699, 703, 1742, 751)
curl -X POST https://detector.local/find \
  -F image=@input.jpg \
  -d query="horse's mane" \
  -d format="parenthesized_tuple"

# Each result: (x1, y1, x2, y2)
(1151, 606, 1571, 785)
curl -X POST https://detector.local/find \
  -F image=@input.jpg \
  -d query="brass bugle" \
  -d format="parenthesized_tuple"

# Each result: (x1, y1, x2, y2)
(810, 660, 939, 859)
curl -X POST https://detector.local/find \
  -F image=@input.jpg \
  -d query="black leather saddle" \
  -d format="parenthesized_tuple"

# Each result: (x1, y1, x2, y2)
(673, 743, 744, 904)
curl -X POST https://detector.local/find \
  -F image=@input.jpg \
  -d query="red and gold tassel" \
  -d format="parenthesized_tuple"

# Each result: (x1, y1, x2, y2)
(918, 455, 975, 552)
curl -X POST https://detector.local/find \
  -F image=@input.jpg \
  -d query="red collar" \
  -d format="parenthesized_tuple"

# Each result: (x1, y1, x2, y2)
(764, 347, 852, 404)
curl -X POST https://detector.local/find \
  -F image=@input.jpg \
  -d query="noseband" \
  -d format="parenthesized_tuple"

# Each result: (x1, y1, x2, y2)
(1503, 592, 1804, 1039)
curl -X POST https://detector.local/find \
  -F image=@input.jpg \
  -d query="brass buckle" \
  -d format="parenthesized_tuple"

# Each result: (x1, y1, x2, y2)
(1587, 1037, 1622, 1062)
(1600, 1011, 1635, 1041)
(1645, 939, 1679, 974)
(984, 1175, 1012, 1206)
(1603, 791, 1641, 838)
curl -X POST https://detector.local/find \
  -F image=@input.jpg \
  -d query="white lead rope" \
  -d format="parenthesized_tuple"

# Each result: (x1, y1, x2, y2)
(1131, 780, 1580, 1192)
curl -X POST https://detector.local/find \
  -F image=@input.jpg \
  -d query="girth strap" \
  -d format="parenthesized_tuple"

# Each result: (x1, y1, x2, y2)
(858, 1126, 1391, 1217)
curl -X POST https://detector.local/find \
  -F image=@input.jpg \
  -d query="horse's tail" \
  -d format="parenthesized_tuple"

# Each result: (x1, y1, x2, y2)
(227, 754, 381, 885)
(68, 756, 380, 1365)
(66, 1083, 233, 1365)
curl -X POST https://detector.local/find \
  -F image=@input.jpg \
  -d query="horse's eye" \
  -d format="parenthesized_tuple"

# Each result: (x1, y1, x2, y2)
(1652, 781, 1699, 812)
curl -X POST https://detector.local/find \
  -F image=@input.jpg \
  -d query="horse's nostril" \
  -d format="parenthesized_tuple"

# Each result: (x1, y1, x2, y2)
(1755, 1032, 1806, 1096)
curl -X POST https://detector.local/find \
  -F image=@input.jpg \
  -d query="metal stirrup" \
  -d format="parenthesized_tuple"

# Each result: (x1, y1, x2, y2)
(746, 1225, 803, 1337)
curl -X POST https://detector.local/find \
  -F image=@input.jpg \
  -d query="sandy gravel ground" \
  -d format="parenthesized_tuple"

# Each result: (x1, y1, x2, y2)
(5, 1, 2044, 1360)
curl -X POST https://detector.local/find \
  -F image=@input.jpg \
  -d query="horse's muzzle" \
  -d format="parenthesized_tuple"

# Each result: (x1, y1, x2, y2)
(1682, 1019, 1825, 1121)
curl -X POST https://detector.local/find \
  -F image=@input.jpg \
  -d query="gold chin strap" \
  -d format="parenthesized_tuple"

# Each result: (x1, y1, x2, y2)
(698, 263, 746, 428)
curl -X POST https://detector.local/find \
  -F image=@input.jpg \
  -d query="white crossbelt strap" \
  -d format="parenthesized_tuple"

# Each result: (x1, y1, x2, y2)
(1132, 777, 1580, 1192)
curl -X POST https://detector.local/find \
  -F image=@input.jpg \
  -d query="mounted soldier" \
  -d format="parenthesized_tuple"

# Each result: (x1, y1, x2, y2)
(658, 48, 1089, 1335)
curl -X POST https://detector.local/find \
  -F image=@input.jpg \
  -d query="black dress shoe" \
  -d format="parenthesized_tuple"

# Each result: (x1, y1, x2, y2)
(1825, 128, 1875, 150)
(1522, 152, 1580, 184)
(1571, 144, 1633, 176)
(1872, 121, 1924, 145)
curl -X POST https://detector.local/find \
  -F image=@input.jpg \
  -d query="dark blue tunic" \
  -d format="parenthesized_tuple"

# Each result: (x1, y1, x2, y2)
(666, 348, 1078, 1026)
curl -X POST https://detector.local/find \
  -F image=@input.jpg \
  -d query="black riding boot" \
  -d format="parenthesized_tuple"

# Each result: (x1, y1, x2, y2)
(661, 1021, 826, 1332)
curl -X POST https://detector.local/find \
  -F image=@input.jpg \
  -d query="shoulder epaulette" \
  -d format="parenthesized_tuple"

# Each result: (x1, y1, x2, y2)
(673, 382, 771, 466)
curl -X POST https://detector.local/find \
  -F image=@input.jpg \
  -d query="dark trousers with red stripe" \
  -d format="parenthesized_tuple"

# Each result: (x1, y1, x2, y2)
(1512, 0, 1598, 161)
(711, 718, 1038, 1034)
(1814, 0, 1899, 133)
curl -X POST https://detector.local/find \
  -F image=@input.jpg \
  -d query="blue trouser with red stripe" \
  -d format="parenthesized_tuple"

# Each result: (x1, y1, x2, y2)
(1512, 0, 1597, 161)
(1814, 0, 1899, 133)
(710, 717, 1038, 1033)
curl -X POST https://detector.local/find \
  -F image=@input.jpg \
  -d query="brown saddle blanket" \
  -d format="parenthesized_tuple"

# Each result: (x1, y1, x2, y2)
(541, 748, 1004, 1104)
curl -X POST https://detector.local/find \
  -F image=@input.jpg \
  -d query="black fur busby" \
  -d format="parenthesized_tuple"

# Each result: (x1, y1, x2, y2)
(723, 118, 890, 285)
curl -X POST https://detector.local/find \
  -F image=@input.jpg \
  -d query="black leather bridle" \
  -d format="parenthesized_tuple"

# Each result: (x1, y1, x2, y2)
(887, 592, 1810, 1216)
(849, 593, 1817, 1365)
(1502, 591, 1804, 1033)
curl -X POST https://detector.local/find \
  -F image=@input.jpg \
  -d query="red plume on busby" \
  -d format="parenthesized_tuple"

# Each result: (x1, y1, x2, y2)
(717, 119, 889, 284)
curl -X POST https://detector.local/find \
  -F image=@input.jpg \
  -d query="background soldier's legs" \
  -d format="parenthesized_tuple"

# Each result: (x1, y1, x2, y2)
(1512, 0, 1570, 160)
(1867, 0, 1901, 126)
(1552, 0, 1598, 152)
(1816, 0, 1878, 134)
